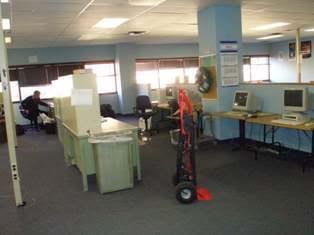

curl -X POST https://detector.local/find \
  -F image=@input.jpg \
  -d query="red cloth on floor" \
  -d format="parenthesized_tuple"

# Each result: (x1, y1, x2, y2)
(197, 187, 213, 201)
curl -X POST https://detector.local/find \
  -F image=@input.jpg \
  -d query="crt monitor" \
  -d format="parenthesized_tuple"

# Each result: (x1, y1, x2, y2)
(232, 90, 260, 112)
(283, 88, 308, 112)
(165, 86, 175, 100)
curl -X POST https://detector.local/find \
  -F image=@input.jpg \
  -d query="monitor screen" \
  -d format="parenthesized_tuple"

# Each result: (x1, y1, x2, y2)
(165, 87, 173, 97)
(234, 92, 248, 107)
(284, 90, 303, 107)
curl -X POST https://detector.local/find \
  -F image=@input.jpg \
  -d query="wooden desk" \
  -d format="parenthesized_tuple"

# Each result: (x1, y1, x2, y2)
(247, 115, 314, 171)
(213, 112, 314, 170)
(212, 112, 253, 149)
(61, 117, 141, 191)
(247, 115, 314, 131)
(212, 111, 248, 121)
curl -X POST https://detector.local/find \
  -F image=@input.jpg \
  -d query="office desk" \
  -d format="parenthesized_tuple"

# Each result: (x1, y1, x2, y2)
(213, 112, 314, 170)
(61, 118, 141, 191)
(212, 112, 251, 149)
(247, 115, 314, 171)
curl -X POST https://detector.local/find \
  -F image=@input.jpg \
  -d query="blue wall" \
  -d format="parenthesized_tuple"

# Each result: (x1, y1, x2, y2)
(269, 37, 314, 83)
(8, 45, 116, 65)
(135, 44, 198, 59)
(242, 42, 270, 56)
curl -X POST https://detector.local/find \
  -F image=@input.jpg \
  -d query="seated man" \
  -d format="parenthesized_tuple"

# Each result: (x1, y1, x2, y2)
(21, 90, 48, 131)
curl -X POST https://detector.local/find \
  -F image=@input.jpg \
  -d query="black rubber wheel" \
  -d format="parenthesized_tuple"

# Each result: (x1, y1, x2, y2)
(172, 173, 179, 186)
(175, 181, 197, 204)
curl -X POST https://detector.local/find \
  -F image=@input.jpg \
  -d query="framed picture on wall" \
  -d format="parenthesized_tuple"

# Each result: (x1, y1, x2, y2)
(288, 41, 312, 59)
(301, 40, 311, 58)
(289, 42, 295, 59)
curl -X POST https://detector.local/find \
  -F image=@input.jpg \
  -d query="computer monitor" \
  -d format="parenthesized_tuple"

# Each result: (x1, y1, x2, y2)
(232, 90, 260, 112)
(283, 88, 308, 112)
(165, 86, 175, 100)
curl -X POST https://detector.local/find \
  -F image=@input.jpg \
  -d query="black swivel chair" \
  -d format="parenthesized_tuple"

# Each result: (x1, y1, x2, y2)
(134, 95, 157, 135)
(19, 105, 34, 127)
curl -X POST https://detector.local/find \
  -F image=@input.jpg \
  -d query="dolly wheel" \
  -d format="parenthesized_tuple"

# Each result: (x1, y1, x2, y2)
(175, 181, 196, 204)
(172, 173, 179, 186)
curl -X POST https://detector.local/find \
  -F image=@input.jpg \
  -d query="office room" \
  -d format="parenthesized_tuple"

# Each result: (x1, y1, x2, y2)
(1, 0, 314, 234)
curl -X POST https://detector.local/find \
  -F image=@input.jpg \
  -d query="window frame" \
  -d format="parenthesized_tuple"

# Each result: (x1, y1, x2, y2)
(242, 55, 271, 83)
(84, 61, 118, 95)
(135, 57, 199, 90)
(9, 60, 118, 101)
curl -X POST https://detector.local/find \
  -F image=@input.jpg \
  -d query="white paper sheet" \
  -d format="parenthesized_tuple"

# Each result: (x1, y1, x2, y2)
(221, 53, 238, 66)
(71, 89, 93, 106)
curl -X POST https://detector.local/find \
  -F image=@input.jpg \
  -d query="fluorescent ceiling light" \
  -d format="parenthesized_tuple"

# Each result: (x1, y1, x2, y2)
(93, 18, 129, 29)
(257, 34, 283, 40)
(128, 0, 165, 6)
(251, 22, 290, 31)
(2, 18, 10, 30)
(78, 34, 100, 41)
(304, 28, 314, 32)
(4, 36, 11, 43)
(1, 0, 9, 3)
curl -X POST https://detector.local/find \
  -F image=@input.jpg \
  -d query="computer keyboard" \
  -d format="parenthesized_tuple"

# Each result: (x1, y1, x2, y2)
(271, 119, 305, 126)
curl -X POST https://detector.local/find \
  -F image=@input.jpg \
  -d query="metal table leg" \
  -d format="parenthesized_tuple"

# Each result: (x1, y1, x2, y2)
(232, 119, 246, 151)
(239, 119, 246, 149)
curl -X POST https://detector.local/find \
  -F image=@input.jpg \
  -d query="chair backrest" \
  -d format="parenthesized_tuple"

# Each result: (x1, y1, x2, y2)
(19, 105, 30, 120)
(136, 95, 152, 113)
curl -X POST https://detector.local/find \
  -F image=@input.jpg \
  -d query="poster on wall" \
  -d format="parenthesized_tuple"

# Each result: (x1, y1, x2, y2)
(289, 40, 312, 59)
(219, 41, 239, 87)
(301, 40, 312, 58)
(220, 53, 240, 86)
(289, 42, 295, 59)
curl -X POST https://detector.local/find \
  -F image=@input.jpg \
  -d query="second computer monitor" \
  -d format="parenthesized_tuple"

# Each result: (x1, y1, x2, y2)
(165, 86, 175, 100)
(283, 88, 308, 112)
(232, 90, 260, 112)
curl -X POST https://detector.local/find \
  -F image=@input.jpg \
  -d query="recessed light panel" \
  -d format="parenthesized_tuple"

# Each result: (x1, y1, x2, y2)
(305, 28, 314, 32)
(251, 22, 290, 31)
(257, 34, 283, 40)
(93, 18, 129, 29)
(5, 36, 11, 43)
(2, 18, 10, 30)
(128, 31, 146, 36)
(128, 0, 165, 6)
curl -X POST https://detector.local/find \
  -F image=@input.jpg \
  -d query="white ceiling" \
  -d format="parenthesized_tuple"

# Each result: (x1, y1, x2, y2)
(3, 0, 314, 48)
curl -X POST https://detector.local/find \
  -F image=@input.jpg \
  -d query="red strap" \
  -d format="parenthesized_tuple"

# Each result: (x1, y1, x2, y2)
(179, 89, 193, 135)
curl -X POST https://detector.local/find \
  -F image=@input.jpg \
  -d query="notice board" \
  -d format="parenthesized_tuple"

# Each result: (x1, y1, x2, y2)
(199, 54, 217, 100)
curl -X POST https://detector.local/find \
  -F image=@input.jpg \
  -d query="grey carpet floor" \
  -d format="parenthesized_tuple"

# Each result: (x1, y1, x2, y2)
(1, 126, 314, 235)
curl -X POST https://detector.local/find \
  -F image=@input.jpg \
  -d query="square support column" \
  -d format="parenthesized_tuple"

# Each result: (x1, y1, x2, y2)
(198, 5, 243, 139)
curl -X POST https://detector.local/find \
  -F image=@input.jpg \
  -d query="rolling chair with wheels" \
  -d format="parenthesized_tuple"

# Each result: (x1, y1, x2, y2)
(19, 105, 35, 129)
(134, 95, 158, 135)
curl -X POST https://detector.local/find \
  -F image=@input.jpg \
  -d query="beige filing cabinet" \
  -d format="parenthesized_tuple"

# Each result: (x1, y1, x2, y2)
(89, 134, 134, 193)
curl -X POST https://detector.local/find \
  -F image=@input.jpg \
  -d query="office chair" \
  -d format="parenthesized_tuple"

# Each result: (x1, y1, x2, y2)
(19, 105, 34, 126)
(134, 95, 157, 135)
(19, 105, 42, 131)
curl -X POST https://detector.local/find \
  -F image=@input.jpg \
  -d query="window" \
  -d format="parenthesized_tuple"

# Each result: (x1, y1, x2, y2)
(136, 61, 159, 89)
(20, 85, 54, 100)
(136, 57, 199, 89)
(243, 56, 270, 82)
(85, 63, 117, 94)
(9, 60, 117, 102)
(0, 81, 20, 102)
